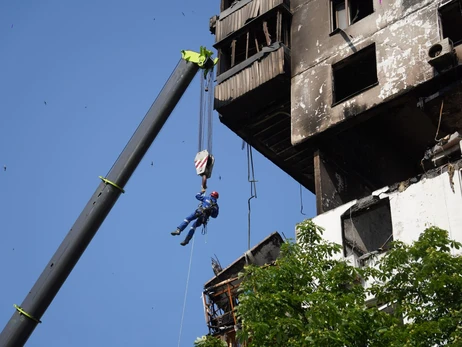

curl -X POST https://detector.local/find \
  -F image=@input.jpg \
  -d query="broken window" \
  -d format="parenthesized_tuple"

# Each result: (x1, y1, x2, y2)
(332, 44, 378, 104)
(331, 0, 374, 31)
(217, 11, 291, 75)
(221, 0, 240, 12)
(341, 197, 393, 258)
(439, 0, 462, 46)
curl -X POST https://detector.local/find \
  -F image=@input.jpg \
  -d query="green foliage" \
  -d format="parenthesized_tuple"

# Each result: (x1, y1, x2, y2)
(370, 226, 462, 346)
(236, 220, 393, 347)
(235, 221, 462, 347)
(194, 335, 227, 347)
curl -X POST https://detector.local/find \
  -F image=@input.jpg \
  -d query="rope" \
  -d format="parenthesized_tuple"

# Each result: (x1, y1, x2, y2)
(246, 143, 257, 250)
(177, 236, 195, 347)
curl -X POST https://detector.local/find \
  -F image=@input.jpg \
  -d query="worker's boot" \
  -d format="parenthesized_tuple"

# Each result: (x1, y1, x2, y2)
(171, 229, 181, 236)
(180, 235, 192, 246)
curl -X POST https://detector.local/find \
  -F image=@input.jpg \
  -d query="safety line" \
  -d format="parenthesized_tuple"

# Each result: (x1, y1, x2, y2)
(177, 236, 195, 347)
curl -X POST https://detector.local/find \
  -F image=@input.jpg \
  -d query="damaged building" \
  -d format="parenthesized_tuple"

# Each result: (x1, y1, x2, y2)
(211, 0, 462, 214)
(202, 233, 284, 345)
(203, 0, 462, 345)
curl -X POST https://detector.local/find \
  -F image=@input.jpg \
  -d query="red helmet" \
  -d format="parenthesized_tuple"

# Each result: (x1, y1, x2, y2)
(211, 191, 219, 199)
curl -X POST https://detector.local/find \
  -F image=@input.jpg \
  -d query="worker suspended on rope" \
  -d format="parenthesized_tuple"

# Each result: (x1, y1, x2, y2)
(170, 53, 219, 247)
(171, 190, 219, 246)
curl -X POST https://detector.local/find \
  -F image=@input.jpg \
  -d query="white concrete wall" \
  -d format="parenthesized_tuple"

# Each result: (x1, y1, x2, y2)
(311, 169, 462, 251)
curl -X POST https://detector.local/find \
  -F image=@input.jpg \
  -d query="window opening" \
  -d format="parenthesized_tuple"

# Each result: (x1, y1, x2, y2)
(332, 44, 378, 104)
(331, 0, 374, 31)
(439, 0, 462, 46)
(217, 11, 290, 75)
(341, 197, 393, 258)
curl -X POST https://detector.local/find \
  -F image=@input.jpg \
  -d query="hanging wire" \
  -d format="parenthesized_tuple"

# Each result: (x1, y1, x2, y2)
(299, 184, 306, 215)
(246, 143, 257, 250)
(177, 236, 195, 347)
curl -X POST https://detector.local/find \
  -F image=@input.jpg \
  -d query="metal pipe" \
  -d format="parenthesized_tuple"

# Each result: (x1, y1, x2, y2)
(0, 57, 200, 347)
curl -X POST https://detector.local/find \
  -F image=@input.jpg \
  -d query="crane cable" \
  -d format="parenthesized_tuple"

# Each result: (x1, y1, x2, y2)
(198, 70, 214, 154)
(177, 236, 195, 347)
(177, 71, 214, 346)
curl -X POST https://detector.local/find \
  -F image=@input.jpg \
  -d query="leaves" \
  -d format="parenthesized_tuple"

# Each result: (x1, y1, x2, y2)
(194, 335, 227, 347)
(234, 222, 462, 347)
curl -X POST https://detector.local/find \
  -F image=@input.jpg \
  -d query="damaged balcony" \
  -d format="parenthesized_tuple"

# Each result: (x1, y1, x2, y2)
(202, 232, 283, 344)
(211, 0, 313, 190)
(212, 0, 291, 116)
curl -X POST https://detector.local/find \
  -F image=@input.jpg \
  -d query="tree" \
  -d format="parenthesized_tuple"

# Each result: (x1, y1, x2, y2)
(194, 335, 227, 347)
(370, 226, 462, 346)
(236, 221, 462, 346)
(236, 220, 393, 347)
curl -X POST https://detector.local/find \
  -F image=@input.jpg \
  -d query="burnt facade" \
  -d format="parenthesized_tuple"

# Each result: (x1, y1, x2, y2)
(202, 232, 284, 346)
(212, 0, 462, 214)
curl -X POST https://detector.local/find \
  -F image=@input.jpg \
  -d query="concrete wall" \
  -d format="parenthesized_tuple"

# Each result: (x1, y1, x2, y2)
(311, 169, 462, 250)
(290, 0, 444, 144)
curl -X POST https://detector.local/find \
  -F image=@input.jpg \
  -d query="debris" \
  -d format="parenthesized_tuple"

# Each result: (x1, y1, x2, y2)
(182, 12, 185, 16)
(151, 161, 153, 166)
(153, 18, 155, 21)
(11, 24, 13, 29)
(3, 165, 6, 171)
(422, 131, 462, 169)
(219, 175, 221, 180)
(44, 101, 47, 106)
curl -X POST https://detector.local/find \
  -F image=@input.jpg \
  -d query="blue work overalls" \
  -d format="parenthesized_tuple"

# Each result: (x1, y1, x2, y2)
(177, 192, 219, 244)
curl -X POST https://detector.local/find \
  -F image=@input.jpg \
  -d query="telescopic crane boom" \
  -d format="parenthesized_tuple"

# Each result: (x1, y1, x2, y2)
(0, 47, 217, 347)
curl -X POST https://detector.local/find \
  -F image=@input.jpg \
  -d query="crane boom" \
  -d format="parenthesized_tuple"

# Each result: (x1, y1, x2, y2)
(0, 48, 216, 347)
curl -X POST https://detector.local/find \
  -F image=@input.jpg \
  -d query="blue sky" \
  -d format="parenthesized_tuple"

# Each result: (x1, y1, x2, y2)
(0, 1, 315, 346)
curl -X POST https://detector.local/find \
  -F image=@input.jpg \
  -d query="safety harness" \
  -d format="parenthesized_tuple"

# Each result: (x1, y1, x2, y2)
(195, 200, 217, 235)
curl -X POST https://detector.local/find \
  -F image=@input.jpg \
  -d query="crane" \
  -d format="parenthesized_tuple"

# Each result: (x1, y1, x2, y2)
(0, 47, 217, 347)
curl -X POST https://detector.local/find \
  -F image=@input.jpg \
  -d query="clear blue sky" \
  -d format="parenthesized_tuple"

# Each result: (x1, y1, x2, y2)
(0, 1, 316, 346)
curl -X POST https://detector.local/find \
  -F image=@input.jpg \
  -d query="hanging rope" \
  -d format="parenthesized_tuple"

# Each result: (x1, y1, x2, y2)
(198, 70, 215, 154)
(177, 236, 195, 347)
(246, 143, 257, 250)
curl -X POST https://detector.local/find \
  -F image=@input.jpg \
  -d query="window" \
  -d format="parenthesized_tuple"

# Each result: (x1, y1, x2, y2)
(439, 0, 462, 46)
(331, 0, 374, 31)
(217, 11, 291, 75)
(341, 197, 393, 258)
(332, 44, 378, 104)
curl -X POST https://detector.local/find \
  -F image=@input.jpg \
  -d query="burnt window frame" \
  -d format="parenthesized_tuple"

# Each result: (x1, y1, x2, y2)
(330, 0, 374, 32)
(438, 0, 462, 46)
(216, 10, 291, 76)
(332, 43, 379, 105)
